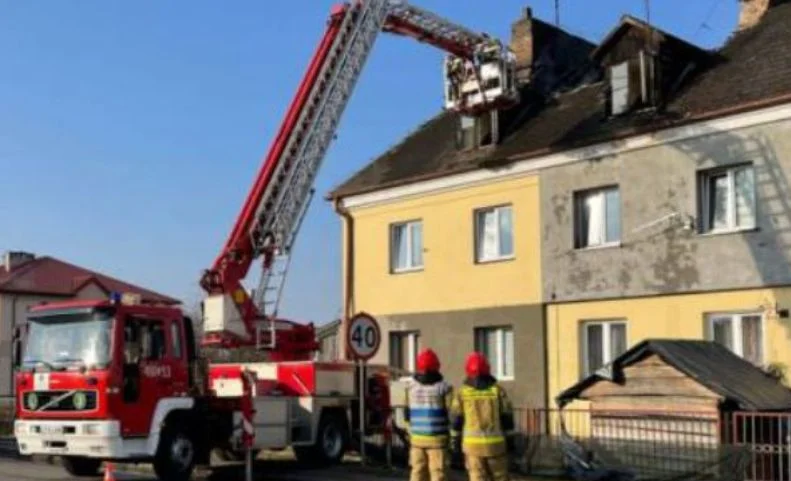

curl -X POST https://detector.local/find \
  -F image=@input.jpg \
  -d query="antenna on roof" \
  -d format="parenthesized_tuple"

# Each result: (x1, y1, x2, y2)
(554, 0, 560, 26)
(644, 0, 651, 26)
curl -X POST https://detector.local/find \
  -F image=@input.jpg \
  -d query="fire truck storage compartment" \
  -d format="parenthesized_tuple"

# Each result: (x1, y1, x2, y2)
(233, 397, 292, 449)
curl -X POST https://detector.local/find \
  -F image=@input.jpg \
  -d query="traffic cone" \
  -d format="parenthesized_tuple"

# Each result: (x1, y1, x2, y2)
(103, 462, 116, 481)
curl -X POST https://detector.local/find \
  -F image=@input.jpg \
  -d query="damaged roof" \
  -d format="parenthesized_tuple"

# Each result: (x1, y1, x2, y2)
(328, 3, 791, 200)
(556, 339, 791, 412)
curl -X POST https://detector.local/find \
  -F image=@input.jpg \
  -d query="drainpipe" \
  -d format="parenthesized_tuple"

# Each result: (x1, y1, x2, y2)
(333, 197, 355, 362)
(10, 296, 18, 397)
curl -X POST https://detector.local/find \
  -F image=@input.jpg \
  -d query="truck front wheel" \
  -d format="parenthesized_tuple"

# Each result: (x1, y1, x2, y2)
(61, 456, 101, 477)
(153, 424, 196, 481)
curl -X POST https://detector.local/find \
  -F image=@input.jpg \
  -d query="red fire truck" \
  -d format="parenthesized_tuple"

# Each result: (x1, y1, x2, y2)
(13, 1, 520, 480)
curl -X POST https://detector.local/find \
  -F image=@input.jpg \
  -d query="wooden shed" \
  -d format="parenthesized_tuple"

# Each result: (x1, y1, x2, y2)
(555, 339, 791, 480)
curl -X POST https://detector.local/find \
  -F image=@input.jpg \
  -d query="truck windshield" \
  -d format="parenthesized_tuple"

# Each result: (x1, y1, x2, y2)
(23, 310, 113, 370)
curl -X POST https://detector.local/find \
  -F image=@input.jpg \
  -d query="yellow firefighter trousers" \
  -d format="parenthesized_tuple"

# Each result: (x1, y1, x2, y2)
(410, 447, 448, 481)
(465, 455, 510, 481)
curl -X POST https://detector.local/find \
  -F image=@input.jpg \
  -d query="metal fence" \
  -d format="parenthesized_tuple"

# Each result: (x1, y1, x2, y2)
(365, 408, 791, 481)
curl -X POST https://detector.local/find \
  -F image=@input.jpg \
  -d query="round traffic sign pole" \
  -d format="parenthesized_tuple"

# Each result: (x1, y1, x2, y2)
(346, 312, 380, 466)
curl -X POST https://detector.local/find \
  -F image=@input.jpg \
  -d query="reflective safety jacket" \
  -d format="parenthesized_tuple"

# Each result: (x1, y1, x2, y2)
(450, 375, 515, 457)
(404, 372, 454, 449)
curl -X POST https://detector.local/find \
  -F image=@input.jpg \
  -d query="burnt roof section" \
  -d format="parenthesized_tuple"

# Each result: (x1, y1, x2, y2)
(556, 339, 791, 412)
(328, 3, 791, 200)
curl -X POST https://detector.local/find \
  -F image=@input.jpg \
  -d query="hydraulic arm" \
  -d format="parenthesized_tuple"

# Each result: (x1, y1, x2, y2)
(199, 0, 519, 358)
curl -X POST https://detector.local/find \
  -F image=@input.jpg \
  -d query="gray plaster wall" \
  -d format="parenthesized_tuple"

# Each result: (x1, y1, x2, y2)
(541, 114, 791, 303)
(377, 304, 546, 409)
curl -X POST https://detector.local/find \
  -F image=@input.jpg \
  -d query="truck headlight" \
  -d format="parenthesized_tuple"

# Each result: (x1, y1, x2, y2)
(25, 392, 38, 410)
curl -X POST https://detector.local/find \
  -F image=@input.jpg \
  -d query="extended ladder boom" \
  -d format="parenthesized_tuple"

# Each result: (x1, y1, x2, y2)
(200, 0, 519, 357)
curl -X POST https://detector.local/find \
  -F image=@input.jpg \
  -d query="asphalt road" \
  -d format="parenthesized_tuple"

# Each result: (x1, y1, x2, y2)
(0, 458, 407, 481)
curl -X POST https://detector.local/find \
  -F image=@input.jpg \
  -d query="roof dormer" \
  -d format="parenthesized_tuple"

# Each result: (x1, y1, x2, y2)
(591, 16, 710, 117)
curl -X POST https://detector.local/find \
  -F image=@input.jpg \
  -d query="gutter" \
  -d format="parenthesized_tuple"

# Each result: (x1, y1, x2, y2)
(332, 198, 355, 362)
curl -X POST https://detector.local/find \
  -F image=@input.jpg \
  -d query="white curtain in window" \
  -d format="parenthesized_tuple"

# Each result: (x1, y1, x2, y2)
(502, 329, 514, 378)
(584, 193, 605, 246)
(609, 323, 626, 360)
(391, 226, 408, 269)
(498, 207, 514, 257)
(410, 223, 423, 267)
(734, 166, 756, 228)
(477, 210, 499, 260)
(710, 174, 729, 230)
(741, 315, 762, 365)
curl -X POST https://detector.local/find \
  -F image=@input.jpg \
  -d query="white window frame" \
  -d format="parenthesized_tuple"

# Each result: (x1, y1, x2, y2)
(610, 61, 630, 115)
(580, 320, 628, 378)
(389, 331, 420, 373)
(574, 185, 621, 249)
(474, 326, 514, 381)
(699, 163, 757, 234)
(705, 311, 765, 365)
(474, 204, 515, 263)
(389, 220, 423, 273)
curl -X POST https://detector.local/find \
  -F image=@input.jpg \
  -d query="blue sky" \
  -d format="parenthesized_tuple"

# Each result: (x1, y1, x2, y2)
(0, 0, 739, 325)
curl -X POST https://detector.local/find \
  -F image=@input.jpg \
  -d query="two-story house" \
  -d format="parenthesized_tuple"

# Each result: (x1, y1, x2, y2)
(543, 0, 791, 405)
(327, 8, 597, 407)
(329, 0, 791, 408)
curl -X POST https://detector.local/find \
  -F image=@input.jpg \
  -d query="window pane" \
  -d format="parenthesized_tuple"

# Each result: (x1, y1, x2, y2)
(486, 331, 497, 371)
(586, 324, 603, 375)
(709, 174, 729, 230)
(734, 166, 756, 228)
(392, 225, 407, 270)
(410, 222, 423, 267)
(171, 322, 182, 359)
(477, 210, 499, 260)
(609, 323, 626, 361)
(584, 192, 605, 246)
(389, 334, 404, 370)
(498, 207, 514, 257)
(611, 62, 630, 115)
(711, 317, 733, 351)
(741, 315, 762, 365)
(502, 328, 514, 378)
(605, 188, 621, 242)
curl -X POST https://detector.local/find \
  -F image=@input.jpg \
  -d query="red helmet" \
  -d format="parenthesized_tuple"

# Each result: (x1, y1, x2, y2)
(465, 352, 490, 378)
(416, 349, 441, 374)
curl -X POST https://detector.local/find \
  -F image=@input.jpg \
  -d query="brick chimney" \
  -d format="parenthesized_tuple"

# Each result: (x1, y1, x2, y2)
(4, 251, 35, 272)
(738, 0, 782, 31)
(510, 6, 535, 86)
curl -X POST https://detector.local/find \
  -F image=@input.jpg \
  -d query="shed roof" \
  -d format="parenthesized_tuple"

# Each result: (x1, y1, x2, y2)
(556, 339, 791, 412)
(328, 2, 791, 200)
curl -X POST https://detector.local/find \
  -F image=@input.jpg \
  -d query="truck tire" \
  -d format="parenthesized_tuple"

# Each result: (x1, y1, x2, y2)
(61, 456, 101, 477)
(153, 423, 196, 481)
(294, 412, 347, 466)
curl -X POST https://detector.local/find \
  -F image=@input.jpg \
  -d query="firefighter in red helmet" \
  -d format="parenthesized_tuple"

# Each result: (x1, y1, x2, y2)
(404, 348, 454, 481)
(450, 352, 515, 481)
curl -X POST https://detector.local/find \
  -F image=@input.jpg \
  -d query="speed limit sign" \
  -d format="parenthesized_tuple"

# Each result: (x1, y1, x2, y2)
(347, 312, 381, 361)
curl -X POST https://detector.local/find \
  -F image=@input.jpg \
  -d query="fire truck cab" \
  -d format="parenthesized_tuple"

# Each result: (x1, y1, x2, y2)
(13, 297, 391, 480)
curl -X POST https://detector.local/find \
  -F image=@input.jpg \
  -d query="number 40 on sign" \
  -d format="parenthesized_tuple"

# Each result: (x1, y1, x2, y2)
(347, 312, 381, 361)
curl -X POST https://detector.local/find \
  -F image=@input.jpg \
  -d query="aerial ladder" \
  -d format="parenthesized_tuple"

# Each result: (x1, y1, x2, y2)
(199, 0, 520, 359)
